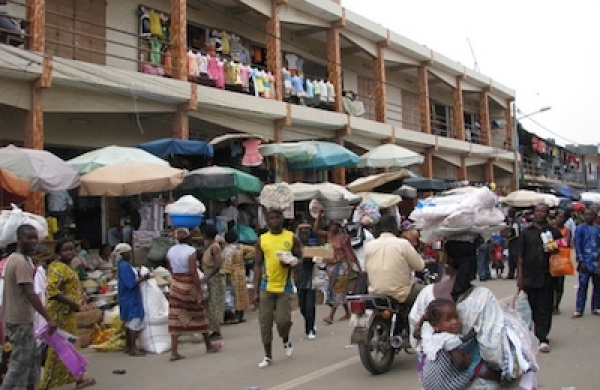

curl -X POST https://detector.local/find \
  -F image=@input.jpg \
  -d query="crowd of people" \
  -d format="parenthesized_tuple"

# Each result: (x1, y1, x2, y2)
(0, 199, 599, 389)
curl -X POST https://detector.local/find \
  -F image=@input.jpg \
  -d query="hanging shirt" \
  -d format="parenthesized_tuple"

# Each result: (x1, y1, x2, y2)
(149, 39, 163, 66)
(197, 53, 208, 74)
(285, 53, 298, 70)
(148, 11, 162, 38)
(207, 56, 219, 79)
(242, 138, 263, 167)
(187, 50, 198, 76)
(221, 31, 231, 54)
(305, 79, 314, 98)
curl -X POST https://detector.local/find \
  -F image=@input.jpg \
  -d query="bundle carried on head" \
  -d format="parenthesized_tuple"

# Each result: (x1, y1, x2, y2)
(259, 182, 294, 212)
(165, 195, 206, 215)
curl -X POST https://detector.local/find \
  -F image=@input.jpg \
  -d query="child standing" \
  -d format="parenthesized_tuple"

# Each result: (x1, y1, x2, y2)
(491, 240, 505, 279)
(413, 299, 500, 390)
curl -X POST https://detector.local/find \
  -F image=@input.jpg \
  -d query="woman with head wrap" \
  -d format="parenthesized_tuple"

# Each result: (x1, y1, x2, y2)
(222, 230, 255, 324)
(115, 243, 150, 356)
(200, 224, 226, 341)
(166, 228, 223, 362)
(409, 240, 506, 389)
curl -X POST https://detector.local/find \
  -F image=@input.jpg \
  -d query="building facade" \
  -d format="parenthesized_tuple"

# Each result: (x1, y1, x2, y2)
(1, 0, 520, 205)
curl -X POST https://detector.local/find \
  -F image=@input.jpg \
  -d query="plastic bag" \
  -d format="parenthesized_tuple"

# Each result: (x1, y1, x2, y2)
(0, 204, 48, 246)
(549, 249, 575, 276)
(510, 290, 532, 329)
(36, 324, 88, 380)
(139, 273, 171, 354)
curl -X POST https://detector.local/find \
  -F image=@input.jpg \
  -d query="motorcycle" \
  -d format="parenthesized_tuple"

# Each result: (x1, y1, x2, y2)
(347, 263, 438, 375)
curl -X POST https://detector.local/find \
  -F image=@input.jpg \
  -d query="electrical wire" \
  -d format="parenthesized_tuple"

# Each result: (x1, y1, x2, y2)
(521, 117, 579, 145)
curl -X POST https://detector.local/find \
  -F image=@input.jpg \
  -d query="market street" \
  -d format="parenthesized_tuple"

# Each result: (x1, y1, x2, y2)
(55, 275, 600, 390)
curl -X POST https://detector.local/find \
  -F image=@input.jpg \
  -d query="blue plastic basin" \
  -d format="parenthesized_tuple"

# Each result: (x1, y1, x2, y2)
(170, 213, 204, 228)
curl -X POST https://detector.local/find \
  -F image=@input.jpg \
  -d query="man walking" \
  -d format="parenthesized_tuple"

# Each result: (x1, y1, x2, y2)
(572, 208, 600, 318)
(253, 209, 303, 368)
(3, 224, 57, 390)
(517, 204, 561, 353)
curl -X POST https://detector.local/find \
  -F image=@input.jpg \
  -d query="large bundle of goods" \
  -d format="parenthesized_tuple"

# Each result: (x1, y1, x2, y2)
(409, 187, 506, 243)
(74, 309, 103, 348)
(139, 266, 171, 354)
(0, 204, 48, 247)
(165, 195, 206, 227)
(259, 182, 294, 211)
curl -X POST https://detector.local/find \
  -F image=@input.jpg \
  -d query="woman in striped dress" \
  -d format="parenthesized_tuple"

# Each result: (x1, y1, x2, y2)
(166, 228, 223, 362)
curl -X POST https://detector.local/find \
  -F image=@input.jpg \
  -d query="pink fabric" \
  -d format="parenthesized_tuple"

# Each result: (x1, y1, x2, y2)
(215, 61, 225, 89)
(36, 325, 88, 380)
(242, 138, 263, 166)
(187, 51, 198, 76)
(207, 56, 219, 80)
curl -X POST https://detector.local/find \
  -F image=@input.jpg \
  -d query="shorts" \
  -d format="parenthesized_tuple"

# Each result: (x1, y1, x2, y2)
(125, 318, 145, 331)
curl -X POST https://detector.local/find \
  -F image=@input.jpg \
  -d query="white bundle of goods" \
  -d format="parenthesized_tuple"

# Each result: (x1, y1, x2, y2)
(410, 187, 505, 243)
(0, 204, 48, 247)
(139, 266, 171, 354)
(259, 182, 294, 211)
(165, 195, 206, 215)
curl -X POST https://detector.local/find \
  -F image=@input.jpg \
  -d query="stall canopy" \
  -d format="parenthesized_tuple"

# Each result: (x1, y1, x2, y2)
(137, 138, 213, 158)
(0, 167, 30, 206)
(346, 170, 411, 193)
(355, 192, 402, 209)
(78, 162, 185, 196)
(357, 143, 424, 169)
(287, 141, 359, 171)
(0, 145, 80, 191)
(499, 190, 548, 207)
(68, 145, 169, 174)
(177, 165, 262, 199)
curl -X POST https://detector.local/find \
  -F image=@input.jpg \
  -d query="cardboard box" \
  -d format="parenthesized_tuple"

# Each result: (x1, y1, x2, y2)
(302, 247, 335, 260)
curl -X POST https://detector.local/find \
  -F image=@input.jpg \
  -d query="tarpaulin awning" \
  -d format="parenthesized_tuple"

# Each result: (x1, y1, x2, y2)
(137, 138, 213, 158)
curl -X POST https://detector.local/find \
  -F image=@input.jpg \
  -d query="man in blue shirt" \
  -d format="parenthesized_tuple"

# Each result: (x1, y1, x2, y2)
(573, 208, 600, 318)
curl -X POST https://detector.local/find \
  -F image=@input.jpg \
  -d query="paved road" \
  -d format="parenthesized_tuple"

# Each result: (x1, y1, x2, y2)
(58, 275, 599, 390)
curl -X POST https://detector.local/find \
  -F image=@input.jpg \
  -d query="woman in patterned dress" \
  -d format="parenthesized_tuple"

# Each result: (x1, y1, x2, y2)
(41, 238, 96, 389)
(222, 230, 255, 323)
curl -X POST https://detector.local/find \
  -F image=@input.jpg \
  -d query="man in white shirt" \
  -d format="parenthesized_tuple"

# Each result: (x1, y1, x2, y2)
(365, 215, 425, 308)
(46, 190, 73, 230)
(219, 199, 238, 228)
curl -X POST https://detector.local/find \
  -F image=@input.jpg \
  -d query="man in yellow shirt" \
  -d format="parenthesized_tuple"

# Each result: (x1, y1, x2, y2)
(365, 215, 425, 308)
(253, 209, 303, 368)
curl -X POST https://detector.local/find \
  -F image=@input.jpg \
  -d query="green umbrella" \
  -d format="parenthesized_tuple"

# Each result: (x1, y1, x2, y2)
(177, 165, 262, 200)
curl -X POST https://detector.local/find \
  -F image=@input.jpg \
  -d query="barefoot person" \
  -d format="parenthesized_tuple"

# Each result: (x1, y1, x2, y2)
(166, 228, 223, 362)
(116, 243, 150, 356)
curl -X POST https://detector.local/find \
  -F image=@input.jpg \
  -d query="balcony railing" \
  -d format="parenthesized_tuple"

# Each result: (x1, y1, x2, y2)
(521, 153, 585, 185)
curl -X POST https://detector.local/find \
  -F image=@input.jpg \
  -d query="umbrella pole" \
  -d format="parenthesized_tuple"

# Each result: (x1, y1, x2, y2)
(101, 196, 107, 245)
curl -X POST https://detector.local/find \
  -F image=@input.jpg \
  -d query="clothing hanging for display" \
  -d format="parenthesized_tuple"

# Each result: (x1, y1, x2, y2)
(241, 138, 263, 167)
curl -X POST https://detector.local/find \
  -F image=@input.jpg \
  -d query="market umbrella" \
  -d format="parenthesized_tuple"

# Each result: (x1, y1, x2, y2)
(0, 145, 80, 191)
(355, 192, 402, 209)
(137, 138, 213, 158)
(177, 165, 262, 199)
(499, 190, 547, 207)
(357, 143, 424, 168)
(581, 192, 600, 204)
(399, 177, 447, 192)
(346, 170, 411, 193)
(67, 145, 169, 174)
(287, 141, 359, 171)
(395, 185, 417, 199)
(258, 142, 318, 163)
(78, 162, 185, 196)
(0, 167, 30, 206)
(209, 133, 267, 146)
(289, 182, 361, 202)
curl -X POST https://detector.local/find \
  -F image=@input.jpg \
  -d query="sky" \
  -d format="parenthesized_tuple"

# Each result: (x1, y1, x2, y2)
(343, 0, 600, 147)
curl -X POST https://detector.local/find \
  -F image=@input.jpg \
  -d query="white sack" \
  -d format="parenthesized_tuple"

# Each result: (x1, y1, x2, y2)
(0, 204, 48, 247)
(140, 324, 171, 354)
(139, 274, 171, 354)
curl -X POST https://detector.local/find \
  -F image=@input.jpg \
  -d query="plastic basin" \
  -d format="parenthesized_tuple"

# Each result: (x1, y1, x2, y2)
(170, 213, 204, 228)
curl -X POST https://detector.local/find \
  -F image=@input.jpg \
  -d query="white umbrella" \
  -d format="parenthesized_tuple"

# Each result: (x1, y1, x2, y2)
(581, 192, 600, 203)
(500, 190, 547, 207)
(258, 142, 318, 163)
(357, 143, 424, 168)
(68, 145, 169, 174)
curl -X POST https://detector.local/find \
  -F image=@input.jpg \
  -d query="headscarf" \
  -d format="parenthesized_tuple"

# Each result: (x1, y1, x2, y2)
(174, 227, 190, 241)
(111, 243, 132, 262)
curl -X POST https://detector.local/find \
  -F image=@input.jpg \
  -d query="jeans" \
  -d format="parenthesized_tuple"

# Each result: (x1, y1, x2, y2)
(524, 275, 554, 343)
(477, 249, 491, 281)
(297, 288, 316, 335)
(575, 271, 600, 313)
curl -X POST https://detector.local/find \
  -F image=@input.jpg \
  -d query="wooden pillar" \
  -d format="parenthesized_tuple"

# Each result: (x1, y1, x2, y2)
(266, 0, 283, 101)
(458, 156, 468, 181)
(331, 129, 349, 185)
(26, 0, 44, 51)
(170, 0, 187, 81)
(24, 56, 52, 215)
(327, 19, 344, 113)
(421, 147, 433, 179)
(453, 76, 465, 141)
(418, 64, 431, 134)
(374, 42, 387, 123)
(480, 87, 491, 146)
(172, 82, 197, 139)
(505, 98, 514, 150)
(485, 160, 495, 183)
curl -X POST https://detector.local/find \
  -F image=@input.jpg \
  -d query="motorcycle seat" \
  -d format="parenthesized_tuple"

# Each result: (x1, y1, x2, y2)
(366, 295, 407, 312)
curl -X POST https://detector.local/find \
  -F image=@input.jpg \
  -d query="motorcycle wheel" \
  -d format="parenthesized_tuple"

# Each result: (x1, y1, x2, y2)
(358, 316, 395, 374)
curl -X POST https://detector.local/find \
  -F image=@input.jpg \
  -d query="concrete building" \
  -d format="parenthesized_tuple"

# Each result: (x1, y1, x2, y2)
(0, 0, 519, 214)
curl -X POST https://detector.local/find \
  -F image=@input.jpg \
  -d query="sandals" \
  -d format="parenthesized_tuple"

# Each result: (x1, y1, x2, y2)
(323, 317, 333, 325)
(169, 354, 186, 362)
(208, 341, 224, 353)
(339, 314, 351, 321)
(572, 312, 583, 319)
(76, 378, 96, 389)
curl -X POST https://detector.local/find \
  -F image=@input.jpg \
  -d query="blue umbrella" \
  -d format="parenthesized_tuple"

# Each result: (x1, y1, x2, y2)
(287, 141, 359, 171)
(137, 138, 213, 158)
